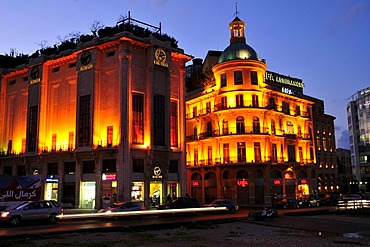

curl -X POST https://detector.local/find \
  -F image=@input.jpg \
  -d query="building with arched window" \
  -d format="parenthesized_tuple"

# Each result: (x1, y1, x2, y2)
(0, 16, 191, 209)
(185, 16, 337, 206)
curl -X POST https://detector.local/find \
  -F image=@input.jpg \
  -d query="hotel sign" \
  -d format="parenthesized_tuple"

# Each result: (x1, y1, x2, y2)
(265, 71, 304, 88)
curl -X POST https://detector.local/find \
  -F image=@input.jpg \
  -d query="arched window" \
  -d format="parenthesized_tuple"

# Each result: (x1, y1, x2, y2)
(191, 173, 202, 180)
(271, 119, 276, 134)
(286, 121, 294, 134)
(236, 170, 248, 179)
(285, 171, 294, 179)
(222, 119, 228, 135)
(271, 170, 282, 178)
(297, 170, 307, 178)
(222, 170, 230, 179)
(253, 116, 260, 133)
(206, 121, 213, 137)
(236, 116, 245, 134)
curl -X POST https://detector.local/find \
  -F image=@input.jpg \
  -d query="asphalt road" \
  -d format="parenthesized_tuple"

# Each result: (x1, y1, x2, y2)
(1, 206, 370, 239)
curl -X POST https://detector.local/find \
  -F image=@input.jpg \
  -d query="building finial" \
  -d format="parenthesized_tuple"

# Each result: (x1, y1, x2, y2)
(234, 2, 239, 17)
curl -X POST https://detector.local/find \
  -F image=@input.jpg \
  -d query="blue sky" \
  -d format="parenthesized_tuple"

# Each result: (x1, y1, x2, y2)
(1, 0, 369, 149)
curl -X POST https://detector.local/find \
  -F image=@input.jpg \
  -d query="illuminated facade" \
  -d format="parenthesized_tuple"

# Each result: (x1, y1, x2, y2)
(185, 16, 336, 206)
(0, 19, 191, 208)
(347, 87, 370, 192)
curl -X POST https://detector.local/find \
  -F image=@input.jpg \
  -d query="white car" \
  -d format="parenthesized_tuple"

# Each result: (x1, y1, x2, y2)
(0, 200, 63, 226)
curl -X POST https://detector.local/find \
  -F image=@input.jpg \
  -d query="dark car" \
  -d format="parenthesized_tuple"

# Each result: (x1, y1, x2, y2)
(98, 201, 146, 213)
(0, 200, 63, 226)
(203, 199, 239, 213)
(157, 197, 201, 210)
(319, 193, 340, 206)
(273, 198, 300, 209)
(298, 195, 320, 207)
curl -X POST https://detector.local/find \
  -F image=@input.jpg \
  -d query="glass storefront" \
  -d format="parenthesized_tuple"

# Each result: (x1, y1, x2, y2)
(44, 179, 58, 201)
(150, 181, 162, 207)
(80, 181, 96, 209)
(131, 182, 144, 202)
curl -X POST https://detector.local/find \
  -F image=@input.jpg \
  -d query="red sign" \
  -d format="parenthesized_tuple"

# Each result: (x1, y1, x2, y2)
(192, 181, 200, 187)
(237, 179, 248, 187)
(273, 179, 281, 185)
(102, 173, 116, 181)
(300, 179, 307, 184)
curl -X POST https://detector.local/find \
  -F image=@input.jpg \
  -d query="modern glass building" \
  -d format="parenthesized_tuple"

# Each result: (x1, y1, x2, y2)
(347, 87, 370, 192)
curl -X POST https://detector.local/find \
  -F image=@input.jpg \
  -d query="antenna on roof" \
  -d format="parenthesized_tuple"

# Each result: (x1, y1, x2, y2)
(234, 2, 239, 17)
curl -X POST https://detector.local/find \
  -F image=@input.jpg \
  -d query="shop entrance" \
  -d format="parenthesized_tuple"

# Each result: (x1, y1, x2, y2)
(149, 181, 162, 208)
(45, 182, 58, 201)
(80, 181, 96, 209)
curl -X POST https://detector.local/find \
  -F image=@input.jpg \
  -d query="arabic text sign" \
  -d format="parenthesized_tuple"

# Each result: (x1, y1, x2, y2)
(0, 188, 41, 201)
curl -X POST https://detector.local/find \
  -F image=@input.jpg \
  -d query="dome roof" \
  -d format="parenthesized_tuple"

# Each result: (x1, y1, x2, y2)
(218, 41, 260, 63)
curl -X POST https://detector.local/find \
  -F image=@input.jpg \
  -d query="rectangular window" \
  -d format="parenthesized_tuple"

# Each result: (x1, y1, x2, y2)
(194, 148, 198, 166)
(64, 162, 76, 175)
(83, 160, 95, 174)
(78, 95, 91, 147)
(296, 105, 301, 116)
(221, 73, 227, 87)
(52, 134, 57, 151)
(250, 71, 258, 85)
(223, 143, 230, 163)
(282, 101, 290, 114)
(169, 160, 178, 173)
(22, 138, 26, 154)
(170, 100, 178, 147)
(236, 94, 244, 107)
(299, 147, 303, 163)
(68, 132, 74, 150)
(254, 142, 261, 162)
(237, 142, 246, 163)
(193, 106, 198, 117)
(133, 159, 144, 173)
(27, 106, 38, 152)
(4, 166, 12, 176)
(107, 126, 113, 147)
(47, 163, 58, 176)
(206, 102, 211, 113)
(132, 92, 144, 144)
(221, 97, 227, 109)
(252, 95, 259, 107)
(288, 145, 296, 162)
(154, 94, 165, 146)
(207, 146, 212, 165)
(310, 147, 314, 162)
(234, 70, 243, 85)
(102, 159, 116, 173)
(272, 144, 277, 162)
(17, 165, 26, 176)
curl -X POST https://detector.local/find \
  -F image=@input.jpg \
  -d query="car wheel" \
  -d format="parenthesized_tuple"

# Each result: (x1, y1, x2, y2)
(49, 214, 58, 224)
(296, 204, 300, 209)
(10, 216, 21, 226)
(308, 203, 311, 207)
(316, 202, 319, 207)
(283, 205, 287, 209)
(229, 207, 236, 213)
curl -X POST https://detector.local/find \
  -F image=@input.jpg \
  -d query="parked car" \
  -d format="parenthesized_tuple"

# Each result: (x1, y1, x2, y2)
(157, 197, 201, 210)
(342, 193, 362, 200)
(203, 199, 239, 213)
(99, 201, 146, 213)
(273, 198, 300, 209)
(318, 193, 340, 206)
(299, 195, 320, 207)
(0, 200, 63, 226)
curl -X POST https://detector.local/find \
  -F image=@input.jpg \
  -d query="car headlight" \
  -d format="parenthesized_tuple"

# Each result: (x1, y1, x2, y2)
(1, 212, 9, 218)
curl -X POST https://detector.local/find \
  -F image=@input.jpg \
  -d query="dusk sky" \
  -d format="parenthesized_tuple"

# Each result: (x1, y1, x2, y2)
(1, 0, 369, 149)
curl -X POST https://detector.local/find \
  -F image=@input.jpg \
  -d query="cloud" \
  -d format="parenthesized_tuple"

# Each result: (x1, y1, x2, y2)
(335, 125, 350, 149)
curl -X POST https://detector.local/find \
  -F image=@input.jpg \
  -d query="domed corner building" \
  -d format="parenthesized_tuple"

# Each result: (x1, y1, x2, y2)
(185, 16, 339, 206)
